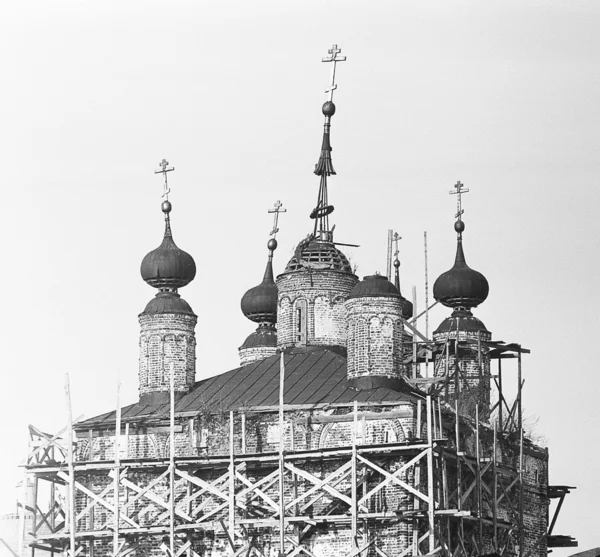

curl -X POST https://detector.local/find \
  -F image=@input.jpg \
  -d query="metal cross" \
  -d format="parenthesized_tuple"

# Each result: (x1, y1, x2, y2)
(322, 44, 346, 102)
(268, 200, 287, 239)
(393, 232, 402, 259)
(154, 159, 175, 201)
(449, 181, 470, 220)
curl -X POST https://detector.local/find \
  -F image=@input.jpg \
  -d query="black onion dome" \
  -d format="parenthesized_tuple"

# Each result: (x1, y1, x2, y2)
(433, 239, 489, 309)
(141, 217, 196, 289)
(241, 260, 278, 323)
(348, 275, 400, 299)
(285, 240, 353, 274)
(401, 299, 414, 320)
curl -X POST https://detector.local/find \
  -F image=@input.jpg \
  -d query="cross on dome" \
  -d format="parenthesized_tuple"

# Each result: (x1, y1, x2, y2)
(322, 44, 346, 102)
(268, 200, 287, 239)
(393, 232, 402, 260)
(449, 181, 470, 221)
(155, 159, 175, 201)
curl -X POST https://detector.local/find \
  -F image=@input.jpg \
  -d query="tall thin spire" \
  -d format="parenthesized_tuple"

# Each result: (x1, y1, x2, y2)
(311, 44, 346, 242)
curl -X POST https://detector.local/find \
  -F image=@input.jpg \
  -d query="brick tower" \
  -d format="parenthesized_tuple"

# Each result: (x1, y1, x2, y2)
(239, 238, 279, 365)
(346, 274, 412, 389)
(138, 163, 197, 405)
(276, 60, 358, 349)
(432, 182, 491, 417)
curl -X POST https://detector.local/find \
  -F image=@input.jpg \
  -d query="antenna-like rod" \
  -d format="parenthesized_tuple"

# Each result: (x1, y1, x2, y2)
(387, 230, 393, 280)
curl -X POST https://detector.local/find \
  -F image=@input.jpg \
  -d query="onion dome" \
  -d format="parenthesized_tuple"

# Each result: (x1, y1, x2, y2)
(241, 239, 278, 323)
(140, 201, 196, 290)
(433, 220, 489, 309)
(285, 238, 353, 274)
(348, 274, 400, 299)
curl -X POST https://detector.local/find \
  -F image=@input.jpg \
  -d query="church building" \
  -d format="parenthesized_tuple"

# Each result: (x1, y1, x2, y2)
(19, 45, 572, 557)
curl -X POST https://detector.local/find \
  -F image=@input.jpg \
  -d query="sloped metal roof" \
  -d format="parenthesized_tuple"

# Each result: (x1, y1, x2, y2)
(77, 346, 423, 428)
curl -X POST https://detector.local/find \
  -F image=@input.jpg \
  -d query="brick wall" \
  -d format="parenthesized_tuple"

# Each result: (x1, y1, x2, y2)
(346, 296, 412, 381)
(138, 312, 197, 396)
(276, 270, 358, 348)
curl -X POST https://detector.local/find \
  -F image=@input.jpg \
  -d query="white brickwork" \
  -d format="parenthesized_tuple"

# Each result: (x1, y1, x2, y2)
(138, 312, 197, 396)
(276, 270, 358, 348)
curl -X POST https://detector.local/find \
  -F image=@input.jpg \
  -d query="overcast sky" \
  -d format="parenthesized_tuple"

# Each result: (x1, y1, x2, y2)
(0, 0, 598, 552)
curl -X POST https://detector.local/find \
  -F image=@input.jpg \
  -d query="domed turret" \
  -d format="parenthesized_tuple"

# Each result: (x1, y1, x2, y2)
(241, 239, 278, 323)
(138, 162, 198, 405)
(432, 182, 492, 419)
(276, 45, 359, 350)
(239, 231, 280, 366)
(345, 275, 412, 389)
(140, 201, 196, 290)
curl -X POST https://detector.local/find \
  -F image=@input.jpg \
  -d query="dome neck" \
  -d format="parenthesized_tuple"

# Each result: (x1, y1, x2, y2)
(454, 236, 467, 268)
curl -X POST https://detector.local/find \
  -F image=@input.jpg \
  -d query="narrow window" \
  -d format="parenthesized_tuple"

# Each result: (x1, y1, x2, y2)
(296, 299, 307, 345)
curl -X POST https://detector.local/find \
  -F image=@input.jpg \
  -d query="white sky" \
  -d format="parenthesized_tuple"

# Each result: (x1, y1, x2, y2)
(0, 0, 598, 552)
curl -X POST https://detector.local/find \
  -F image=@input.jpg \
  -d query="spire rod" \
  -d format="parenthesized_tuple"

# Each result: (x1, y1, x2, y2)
(312, 44, 346, 243)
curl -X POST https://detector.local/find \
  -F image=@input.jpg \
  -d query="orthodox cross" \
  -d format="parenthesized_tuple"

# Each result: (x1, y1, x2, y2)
(268, 200, 287, 239)
(449, 181, 469, 220)
(155, 159, 175, 201)
(322, 44, 346, 102)
(393, 232, 402, 260)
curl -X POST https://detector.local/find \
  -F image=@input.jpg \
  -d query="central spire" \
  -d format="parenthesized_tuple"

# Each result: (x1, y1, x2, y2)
(312, 44, 346, 242)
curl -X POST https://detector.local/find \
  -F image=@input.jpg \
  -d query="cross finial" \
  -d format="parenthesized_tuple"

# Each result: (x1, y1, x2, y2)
(154, 159, 175, 201)
(322, 44, 346, 102)
(449, 181, 470, 221)
(393, 232, 402, 259)
(268, 200, 287, 239)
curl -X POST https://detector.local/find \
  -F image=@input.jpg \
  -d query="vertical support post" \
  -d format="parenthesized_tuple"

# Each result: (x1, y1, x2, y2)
(498, 358, 503, 434)
(412, 286, 418, 379)
(229, 411, 235, 551)
(169, 363, 175, 557)
(65, 374, 76, 557)
(475, 404, 483, 548)
(424, 231, 430, 379)
(492, 423, 498, 552)
(279, 352, 285, 557)
(519, 426, 524, 557)
(114, 374, 122, 557)
(455, 400, 464, 545)
(426, 396, 435, 553)
(241, 413, 246, 454)
(444, 340, 450, 401)
(351, 401, 358, 550)
(386, 229, 393, 280)
(188, 418, 194, 456)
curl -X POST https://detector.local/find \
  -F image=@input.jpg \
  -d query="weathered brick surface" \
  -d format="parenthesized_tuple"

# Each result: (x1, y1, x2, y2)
(433, 327, 492, 419)
(346, 296, 412, 381)
(238, 344, 278, 366)
(138, 312, 197, 396)
(276, 270, 358, 348)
